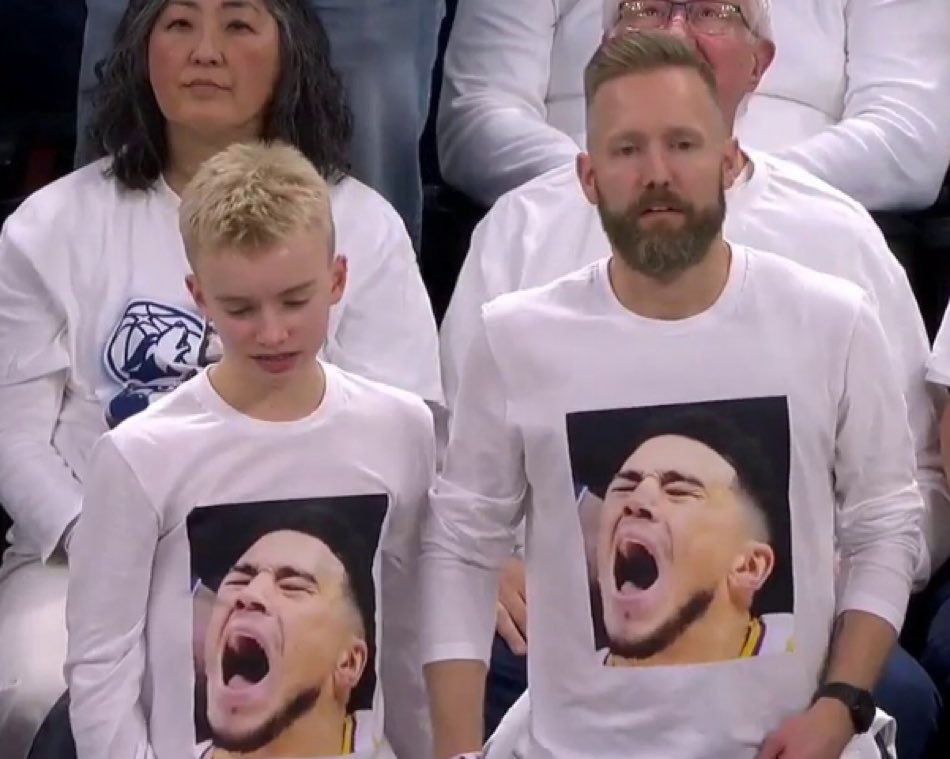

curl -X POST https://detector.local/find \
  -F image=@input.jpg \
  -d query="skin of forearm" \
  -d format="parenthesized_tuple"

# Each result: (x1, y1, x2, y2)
(424, 659, 487, 759)
(822, 610, 897, 691)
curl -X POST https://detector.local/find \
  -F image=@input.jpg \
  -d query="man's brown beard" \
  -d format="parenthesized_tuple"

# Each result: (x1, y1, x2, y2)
(597, 184, 726, 282)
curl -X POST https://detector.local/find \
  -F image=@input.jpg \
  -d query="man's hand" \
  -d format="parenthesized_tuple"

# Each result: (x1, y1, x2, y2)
(496, 556, 527, 655)
(756, 698, 854, 759)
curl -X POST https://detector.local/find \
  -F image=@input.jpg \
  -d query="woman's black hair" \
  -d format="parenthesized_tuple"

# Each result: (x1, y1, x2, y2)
(84, 0, 352, 190)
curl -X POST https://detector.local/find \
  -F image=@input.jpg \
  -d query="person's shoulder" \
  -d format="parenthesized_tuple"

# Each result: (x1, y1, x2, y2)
(743, 243, 868, 315)
(331, 364, 434, 431)
(473, 160, 592, 270)
(751, 150, 883, 236)
(3, 159, 117, 234)
(482, 258, 602, 324)
(106, 374, 209, 455)
(491, 160, 585, 220)
(330, 174, 403, 231)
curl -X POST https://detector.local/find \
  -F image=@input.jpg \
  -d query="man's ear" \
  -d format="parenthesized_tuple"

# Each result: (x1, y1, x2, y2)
(722, 137, 743, 189)
(749, 39, 775, 88)
(728, 542, 775, 607)
(577, 152, 600, 207)
(333, 638, 368, 699)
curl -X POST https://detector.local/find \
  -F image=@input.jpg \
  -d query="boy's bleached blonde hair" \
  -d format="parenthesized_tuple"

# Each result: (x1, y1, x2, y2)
(179, 141, 335, 268)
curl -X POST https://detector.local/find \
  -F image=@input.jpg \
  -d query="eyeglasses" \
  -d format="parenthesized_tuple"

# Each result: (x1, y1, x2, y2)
(617, 1, 748, 36)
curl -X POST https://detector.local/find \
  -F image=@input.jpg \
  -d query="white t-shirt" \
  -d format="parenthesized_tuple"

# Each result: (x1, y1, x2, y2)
(440, 150, 948, 575)
(0, 159, 442, 563)
(65, 363, 434, 759)
(440, 0, 950, 210)
(423, 247, 921, 759)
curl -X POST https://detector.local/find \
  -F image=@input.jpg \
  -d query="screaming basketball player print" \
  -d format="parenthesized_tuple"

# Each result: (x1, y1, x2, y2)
(568, 400, 794, 669)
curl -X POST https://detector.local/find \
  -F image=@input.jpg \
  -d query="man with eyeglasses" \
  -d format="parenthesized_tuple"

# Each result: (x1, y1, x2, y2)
(439, 0, 949, 212)
(439, 2, 947, 758)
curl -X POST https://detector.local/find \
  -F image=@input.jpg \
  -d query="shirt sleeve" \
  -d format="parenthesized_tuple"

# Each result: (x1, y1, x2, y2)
(65, 434, 159, 759)
(927, 305, 950, 388)
(421, 315, 527, 666)
(772, 0, 950, 211)
(325, 201, 443, 406)
(437, 0, 582, 206)
(0, 207, 83, 560)
(440, 200, 520, 415)
(378, 399, 437, 759)
(834, 295, 923, 632)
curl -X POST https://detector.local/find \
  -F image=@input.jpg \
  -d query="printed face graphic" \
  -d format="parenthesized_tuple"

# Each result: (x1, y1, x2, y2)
(203, 530, 367, 752)
(597, 434, 774, 660)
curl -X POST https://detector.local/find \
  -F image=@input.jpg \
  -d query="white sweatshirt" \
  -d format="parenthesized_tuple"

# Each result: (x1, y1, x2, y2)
(423, 247, 921, 759)
(440, 150, 948, 575)
(0, 159, 441, 564)
(65, 364, 435, 759)
(439, 0, 950, 210)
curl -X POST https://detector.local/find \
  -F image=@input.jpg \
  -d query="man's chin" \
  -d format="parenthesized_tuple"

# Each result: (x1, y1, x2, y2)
(209, 686, 322, 755)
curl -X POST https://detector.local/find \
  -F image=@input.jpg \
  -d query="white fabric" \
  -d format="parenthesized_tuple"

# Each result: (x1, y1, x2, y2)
(439, 0, 950, 210)
(423, 247, 921, 759)
(738, 0, 950, 211)
(437, 0, 602, 206)
(65, 364, 435, 759)
(440, 150, 948, 576)
(0, 559, 69, 759)
(482, 694, 895, 759)
(926, 309, 950, 390)
(0, 159, 441, 565)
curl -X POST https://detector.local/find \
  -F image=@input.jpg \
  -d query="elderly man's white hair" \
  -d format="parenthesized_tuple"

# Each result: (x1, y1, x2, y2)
(602, 0, 773, 42)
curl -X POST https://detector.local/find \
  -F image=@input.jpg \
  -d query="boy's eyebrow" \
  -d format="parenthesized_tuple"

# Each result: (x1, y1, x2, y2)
(214, 280, 317, 303)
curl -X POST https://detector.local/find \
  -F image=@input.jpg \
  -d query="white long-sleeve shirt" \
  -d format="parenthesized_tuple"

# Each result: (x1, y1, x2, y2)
(0, 159, 441, 564)
(436, 0, 601, 206)
(439, 0, 950, 211)
(440, 150, 948, 576)
(66, 364, 435, 759)
(423, 247, 921, 759)
(738, 0, 950, 211)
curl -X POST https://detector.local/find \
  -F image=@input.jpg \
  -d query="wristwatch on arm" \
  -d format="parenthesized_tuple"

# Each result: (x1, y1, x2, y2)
(812, 682, 876, 734)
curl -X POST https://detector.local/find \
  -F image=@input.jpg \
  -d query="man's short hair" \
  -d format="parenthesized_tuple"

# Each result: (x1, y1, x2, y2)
(584, 30, 719, 108)
(591, 409, 779, 541)
(189, 500, 379, 712)
(600, 0, 774, 41)
(178, 141, 336, 268)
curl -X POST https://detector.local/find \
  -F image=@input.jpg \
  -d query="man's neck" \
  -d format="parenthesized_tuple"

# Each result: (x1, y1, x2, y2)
(163, 124, 257, 195)
(210, 710, 351, 759)
(209, 358, 327, 423)
(607, 238, 733, 321)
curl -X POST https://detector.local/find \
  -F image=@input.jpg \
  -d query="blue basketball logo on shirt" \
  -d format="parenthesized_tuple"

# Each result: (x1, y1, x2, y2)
(103, 300, 221, 427)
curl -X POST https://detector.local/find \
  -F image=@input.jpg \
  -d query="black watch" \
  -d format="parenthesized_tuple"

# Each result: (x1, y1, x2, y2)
(812, 682, 875, 734)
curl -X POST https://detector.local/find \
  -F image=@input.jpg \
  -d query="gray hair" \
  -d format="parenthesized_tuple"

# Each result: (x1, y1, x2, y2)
(602, 0, 773, 42)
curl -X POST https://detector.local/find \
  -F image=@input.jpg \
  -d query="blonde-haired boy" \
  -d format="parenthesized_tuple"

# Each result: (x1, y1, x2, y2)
(65, 142, 434, 759)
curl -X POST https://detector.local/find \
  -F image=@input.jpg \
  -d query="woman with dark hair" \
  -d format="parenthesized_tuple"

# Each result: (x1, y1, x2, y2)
(0, 2, 440, 756)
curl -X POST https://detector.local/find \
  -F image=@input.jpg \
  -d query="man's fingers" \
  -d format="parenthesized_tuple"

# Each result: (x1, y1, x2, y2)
(496, 605, 527, 655)
(501, 587, 528, 635)
(754, 730, 785, 759)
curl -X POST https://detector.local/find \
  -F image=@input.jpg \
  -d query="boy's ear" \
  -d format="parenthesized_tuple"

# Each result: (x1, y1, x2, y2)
(185, 274, 208, 318)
